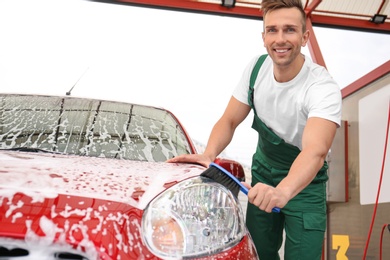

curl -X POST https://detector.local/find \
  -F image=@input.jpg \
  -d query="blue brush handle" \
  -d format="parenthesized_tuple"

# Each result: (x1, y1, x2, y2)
(210, 163, 280, 213)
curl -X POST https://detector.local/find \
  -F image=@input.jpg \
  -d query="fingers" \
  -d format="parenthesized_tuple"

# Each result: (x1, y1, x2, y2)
(166, 154, 196, 164)
(166, 154, 187, 163)
(241, 182, 252, 190)
(166, 154, 210, 168)
(248, 183, 284, 213)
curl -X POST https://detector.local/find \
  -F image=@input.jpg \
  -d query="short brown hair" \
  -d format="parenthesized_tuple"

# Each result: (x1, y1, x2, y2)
(261, 0, 307, 31)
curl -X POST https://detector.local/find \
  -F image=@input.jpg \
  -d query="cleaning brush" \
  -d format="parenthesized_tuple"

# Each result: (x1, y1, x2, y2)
(201, 162, 280, 213)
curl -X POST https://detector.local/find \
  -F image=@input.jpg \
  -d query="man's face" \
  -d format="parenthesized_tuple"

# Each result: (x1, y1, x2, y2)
(262, 7, 309, 68)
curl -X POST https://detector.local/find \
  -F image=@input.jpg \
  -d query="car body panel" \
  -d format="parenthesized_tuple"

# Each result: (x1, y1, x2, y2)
(0, 150, 205, 258)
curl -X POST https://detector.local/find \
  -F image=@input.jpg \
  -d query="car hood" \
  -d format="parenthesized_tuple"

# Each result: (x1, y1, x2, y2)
(0, 150, 207, 259)
(0, 150, 205, 210)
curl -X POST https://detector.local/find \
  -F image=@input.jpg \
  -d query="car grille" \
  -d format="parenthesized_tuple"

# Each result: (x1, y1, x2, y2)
(0, 247, 90, 260)
(0, 246, 28, 257)
(0, 236, 94, 260)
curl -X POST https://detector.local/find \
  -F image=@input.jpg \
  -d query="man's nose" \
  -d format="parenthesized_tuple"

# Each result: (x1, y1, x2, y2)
(275, 31, 286, 43)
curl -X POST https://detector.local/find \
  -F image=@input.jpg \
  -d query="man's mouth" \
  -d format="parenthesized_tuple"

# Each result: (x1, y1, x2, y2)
(274, 48, 289, 53)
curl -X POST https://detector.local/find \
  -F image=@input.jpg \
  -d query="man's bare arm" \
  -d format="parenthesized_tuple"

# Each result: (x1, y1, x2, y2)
(277, 117, 338, 201)
(248, 117, 338, 212)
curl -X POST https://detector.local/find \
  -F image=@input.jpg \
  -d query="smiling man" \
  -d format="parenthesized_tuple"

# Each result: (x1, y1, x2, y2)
(167, 0, 342, 259)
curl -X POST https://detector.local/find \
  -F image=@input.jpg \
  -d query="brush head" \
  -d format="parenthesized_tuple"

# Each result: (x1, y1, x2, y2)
(201, 163, 280, 213)
(200, 165, 241, 197)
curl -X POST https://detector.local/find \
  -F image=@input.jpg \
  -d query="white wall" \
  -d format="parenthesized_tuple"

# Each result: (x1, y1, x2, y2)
(359, 84, 390, 205)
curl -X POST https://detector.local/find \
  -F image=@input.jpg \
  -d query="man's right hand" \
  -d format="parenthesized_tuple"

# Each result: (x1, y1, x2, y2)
(166, 154, 212, 168)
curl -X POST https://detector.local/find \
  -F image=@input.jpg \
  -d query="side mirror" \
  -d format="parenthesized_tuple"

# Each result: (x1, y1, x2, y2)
(213, 157, 246, 182)
(212, 158, 246, 198)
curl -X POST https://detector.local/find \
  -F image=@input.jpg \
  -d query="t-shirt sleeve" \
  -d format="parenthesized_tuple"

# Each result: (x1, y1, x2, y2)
(232, 56, 260, 105)
(306, 76, 342, 127)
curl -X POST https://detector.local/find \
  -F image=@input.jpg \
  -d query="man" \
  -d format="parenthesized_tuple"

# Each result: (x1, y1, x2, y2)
(167, 0, 342, 259)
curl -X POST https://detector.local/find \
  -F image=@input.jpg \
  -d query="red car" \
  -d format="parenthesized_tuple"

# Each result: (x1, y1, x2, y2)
(0, 94, 258, 259)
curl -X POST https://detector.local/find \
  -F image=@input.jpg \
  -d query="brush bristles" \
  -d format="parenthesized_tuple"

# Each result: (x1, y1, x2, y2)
(200, 166, 240, 197)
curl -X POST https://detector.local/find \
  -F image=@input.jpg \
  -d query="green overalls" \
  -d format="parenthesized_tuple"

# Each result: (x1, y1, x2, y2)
(246, 55, 328, 260)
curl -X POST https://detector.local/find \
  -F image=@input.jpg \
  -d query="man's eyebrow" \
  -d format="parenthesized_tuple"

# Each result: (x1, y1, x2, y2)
(284, 24, 299, 28)
(265, 24, 299, 28)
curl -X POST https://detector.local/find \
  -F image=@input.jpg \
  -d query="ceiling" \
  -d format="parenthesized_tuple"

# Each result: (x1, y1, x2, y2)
(95, 0, 390, 34)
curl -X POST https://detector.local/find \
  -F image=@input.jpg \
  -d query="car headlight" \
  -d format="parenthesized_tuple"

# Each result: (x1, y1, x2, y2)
(141, 176, 246, 259)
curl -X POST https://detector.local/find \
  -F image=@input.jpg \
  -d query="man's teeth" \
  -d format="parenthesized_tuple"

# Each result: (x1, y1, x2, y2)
(275, 49, 288, 53)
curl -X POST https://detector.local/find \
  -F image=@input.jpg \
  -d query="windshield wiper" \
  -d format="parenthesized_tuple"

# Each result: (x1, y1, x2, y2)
(0, 147, 62, 154)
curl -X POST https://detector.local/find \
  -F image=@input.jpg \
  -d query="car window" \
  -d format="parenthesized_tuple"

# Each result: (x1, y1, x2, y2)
(0, 94, 192, 162)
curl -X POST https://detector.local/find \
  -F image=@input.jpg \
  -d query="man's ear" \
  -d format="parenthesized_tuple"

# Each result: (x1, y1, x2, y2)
(262, 32, 265, 47)
(302, 30, 310, 47)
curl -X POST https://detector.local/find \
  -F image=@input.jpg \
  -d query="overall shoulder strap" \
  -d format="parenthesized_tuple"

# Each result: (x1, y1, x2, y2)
(248, 54, 268, 110)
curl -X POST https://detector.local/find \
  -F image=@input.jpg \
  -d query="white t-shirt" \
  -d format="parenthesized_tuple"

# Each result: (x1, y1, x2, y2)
(233, 54, 342, 150)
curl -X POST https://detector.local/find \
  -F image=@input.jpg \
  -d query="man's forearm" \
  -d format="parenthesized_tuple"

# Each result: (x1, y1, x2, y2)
(276, 149, 326, 201)
(203, 119, 236, 161)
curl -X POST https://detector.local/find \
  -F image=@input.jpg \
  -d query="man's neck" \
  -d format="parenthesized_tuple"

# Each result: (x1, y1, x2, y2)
(273, 54, 305, 83)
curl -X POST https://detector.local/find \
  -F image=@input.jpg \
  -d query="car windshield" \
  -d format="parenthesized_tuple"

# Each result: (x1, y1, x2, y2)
(0, 94, 193, 162)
